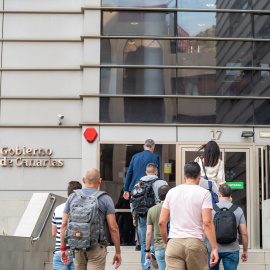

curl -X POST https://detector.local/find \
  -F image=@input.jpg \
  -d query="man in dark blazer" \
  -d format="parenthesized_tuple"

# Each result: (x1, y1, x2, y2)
(123, 139, 160, 200)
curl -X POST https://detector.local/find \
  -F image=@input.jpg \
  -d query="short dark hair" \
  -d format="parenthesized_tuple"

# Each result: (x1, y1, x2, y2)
(158, 185, 171, 201)
(219, 184, 232, 198)
(145, 139, 155, 148)
(67, 181, 82, 196)
(184, 161, 201, 180)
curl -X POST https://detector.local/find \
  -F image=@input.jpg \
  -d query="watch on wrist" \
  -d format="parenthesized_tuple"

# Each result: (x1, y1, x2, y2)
(144, 248, 150, 252)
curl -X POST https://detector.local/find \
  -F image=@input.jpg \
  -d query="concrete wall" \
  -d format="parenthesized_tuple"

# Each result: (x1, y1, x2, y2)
(262, 199, 270, 250)
(0, 200, 29, 235)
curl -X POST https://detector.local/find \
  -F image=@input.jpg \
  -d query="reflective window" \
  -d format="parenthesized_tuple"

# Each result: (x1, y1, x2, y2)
(176, 69, 253, 96)
(253, 42, 270, 68)
(102, 0, 176, 8)
(252, 1, 270, 11)
(253, 70, 270, 96)
(254, 100, 270, 125)
(177, 98, 253, 124)
(101, 68, 177, 95)
(254, 15, 270, 38)
(101, 39, 176, 65)
(178, 0, 251, 9)
(100, 97, 177, 123)
(102, 11, 175, 36)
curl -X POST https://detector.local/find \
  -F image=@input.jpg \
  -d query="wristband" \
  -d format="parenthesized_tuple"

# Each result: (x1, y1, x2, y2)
(144, 248, 150, 253)
(60, 247, 67, 251)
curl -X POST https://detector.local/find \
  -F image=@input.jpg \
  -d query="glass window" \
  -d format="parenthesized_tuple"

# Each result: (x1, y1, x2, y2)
(252, 1, 270, 11)
(254, 15, 270, 39)
(253, 42, 270, 68)
(100, 97, 177, 123)
(101, 39, 176, 65)
(178, 0, 251, 9)
(102, 11, 175, 36)
(102, 0, 176, 8)
(254, 100, 270, 125)
(101, 68, 177, 95)
(176, 69, 253, 96)
(253, 70, 270, 96)
(177, 98, 253, 124)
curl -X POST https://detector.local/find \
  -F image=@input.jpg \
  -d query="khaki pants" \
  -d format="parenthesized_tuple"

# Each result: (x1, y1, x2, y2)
(74, 245, 107, 270)
(165, 238, 208, 270)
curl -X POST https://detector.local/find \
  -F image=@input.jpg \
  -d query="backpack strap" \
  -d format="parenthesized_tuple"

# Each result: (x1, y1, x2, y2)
(213, 204, 220, 212)
(200, 156, 208, 180)
(74, 189, 86, 198)
(91, 190, 107, 198)
(228, 204, 238, 213)
(208, 181, 213, 192)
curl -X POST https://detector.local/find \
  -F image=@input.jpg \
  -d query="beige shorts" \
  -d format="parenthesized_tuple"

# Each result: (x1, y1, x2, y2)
(165, 238, 208, 270)
(73, 244, 107, 270)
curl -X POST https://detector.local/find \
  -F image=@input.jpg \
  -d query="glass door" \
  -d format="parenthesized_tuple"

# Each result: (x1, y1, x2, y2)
(178, 144, 253, 248)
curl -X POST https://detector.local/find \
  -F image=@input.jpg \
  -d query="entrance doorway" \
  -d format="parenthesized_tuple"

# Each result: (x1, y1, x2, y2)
(178, 143, 258, 248)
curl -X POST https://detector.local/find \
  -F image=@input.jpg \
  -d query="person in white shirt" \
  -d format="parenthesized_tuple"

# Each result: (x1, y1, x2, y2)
(52, 181, 82, 270)
(159, 161, 219, 270)
(195, 141, 226, 187)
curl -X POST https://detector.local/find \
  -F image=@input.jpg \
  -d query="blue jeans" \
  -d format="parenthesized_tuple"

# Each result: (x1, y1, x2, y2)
(155, 249, 166, 270)
(53, 252, 75, 270)
(138, 216, 154, 268)
(208, 251, 239, 270)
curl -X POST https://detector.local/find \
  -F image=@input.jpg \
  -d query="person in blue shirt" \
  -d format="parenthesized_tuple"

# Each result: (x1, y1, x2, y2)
(123, 139, 160, 200)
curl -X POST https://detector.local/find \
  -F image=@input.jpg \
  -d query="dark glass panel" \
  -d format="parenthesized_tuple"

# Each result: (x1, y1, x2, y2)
(253, 70, 270, 96)
(102, 11, 175, 36)
(101, 0, 176, 8)
(254, 100, 270, 125)
(216, 0, 251, 9)
(101, 68, 176, 95)
(100, 97, 177, 123)
(254, 15, 270, 39)
(176, 69, 253, 96)
(253, 42, 270, 68)
(252, 0, 270, 11)
(216, 41, 252, 67)
(101, 39, 176, 65)
(177, 98, 253, 124)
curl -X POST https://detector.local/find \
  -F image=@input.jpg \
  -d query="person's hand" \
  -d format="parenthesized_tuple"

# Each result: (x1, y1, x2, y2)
(164, 242, 167, 250)
(61, 250, 70, 266)
(241, 251, 248, 262)
(112, 253, 121, 269)
(133, 217, 136, 227)
(123, 192, 129, 200)
(209, 249, 219, 267)
(145, 252, 151, 262)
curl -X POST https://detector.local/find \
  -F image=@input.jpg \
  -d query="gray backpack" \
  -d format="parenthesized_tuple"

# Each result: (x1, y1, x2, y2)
(65, 189, 107, 252)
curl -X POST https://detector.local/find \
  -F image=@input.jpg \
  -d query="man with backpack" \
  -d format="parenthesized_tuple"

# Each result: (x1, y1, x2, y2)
(130, 163, 168, 269)
(60, 168, 122, 270)
(207, 184, 248, 270)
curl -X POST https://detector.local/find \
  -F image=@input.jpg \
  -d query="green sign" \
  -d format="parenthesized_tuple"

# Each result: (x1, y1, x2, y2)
(227, 182, 244, 189)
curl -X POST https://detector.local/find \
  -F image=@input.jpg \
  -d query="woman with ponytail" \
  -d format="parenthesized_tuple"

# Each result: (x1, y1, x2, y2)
(195, 141, 226, 187)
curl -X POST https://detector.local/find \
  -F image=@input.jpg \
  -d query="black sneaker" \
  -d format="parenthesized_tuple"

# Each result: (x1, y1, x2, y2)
(151, 252, 158, 269)
(135, 245, 141, 251)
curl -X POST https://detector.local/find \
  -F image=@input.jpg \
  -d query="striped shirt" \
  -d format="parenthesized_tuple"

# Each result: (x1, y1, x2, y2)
(52, 202, 69, 253)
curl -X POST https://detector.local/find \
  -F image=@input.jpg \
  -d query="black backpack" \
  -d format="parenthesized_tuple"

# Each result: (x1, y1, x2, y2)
(130, 179, 158, 217)
(213, 204, 239, 244)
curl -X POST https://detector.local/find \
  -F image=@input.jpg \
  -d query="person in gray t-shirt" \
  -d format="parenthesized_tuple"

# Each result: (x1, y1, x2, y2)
(60, 168, 122, 270)
(207, 184, 248, 270)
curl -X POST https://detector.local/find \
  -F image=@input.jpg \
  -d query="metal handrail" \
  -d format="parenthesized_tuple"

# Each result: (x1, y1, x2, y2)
(31, 194, 56, 243)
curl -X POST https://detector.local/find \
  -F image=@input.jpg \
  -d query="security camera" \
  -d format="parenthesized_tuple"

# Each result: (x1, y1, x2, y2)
(58, 114, 64, 125)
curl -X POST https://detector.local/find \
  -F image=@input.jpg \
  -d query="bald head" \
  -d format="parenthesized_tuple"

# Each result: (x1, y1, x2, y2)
(84, 168, 100, 184)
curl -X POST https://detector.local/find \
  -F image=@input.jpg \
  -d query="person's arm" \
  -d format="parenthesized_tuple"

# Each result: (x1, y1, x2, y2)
(106, 213, 122, 269)
(60, 213, 70, 266)
(239, 223, 248, 262)
(52, 225, 57, 240)
(202, 208, 219, 267)
(123, 157, 134, 199)
(159, 207, 170, 250)
(145, 225, 153, 261)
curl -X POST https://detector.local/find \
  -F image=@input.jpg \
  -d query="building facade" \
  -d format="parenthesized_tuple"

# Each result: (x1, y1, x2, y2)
(0, 0, 270, 247)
